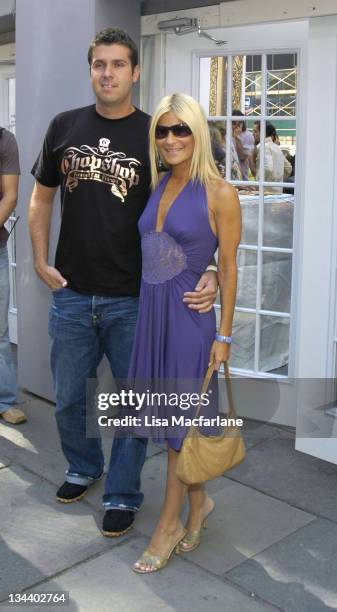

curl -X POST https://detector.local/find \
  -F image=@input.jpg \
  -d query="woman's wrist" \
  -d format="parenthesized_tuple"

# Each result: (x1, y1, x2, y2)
(215, 333, 232, 344)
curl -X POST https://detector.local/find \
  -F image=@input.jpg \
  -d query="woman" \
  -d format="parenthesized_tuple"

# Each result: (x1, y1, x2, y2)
(128, 93, 241, 573)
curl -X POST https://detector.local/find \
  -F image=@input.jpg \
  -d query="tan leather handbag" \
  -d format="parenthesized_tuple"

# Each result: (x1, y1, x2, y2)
(176, 362, 246, 485)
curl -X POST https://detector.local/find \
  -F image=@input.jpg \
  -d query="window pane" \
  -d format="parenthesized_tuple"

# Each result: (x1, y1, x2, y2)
(270, 119, 296, 159)
(242, 55, 262, 115)
(230, 118, 256, 183)
(199, 56, 227, 116)
(229, 123, 244, 181)
(258, 119, 296, 189)
(267, 53, 297, 117)
(208, 120, 226, 177)
(260, 315, 289, 374)
(263, 194, 294, 248)
(262, 252, 292, 313)
(230, 119, 260, 185)
(231, 55, 245, 113)
(237, 250, 257, 309)
(231, 117, 255, 183)
(240, 194, 258, 245)
(231, 311, 256, 370)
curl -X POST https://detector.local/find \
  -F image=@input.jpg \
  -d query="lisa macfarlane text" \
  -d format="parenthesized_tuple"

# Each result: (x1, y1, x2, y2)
(98, 415, 243, 428)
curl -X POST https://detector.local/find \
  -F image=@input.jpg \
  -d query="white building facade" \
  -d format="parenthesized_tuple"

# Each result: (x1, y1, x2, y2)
(1, 0, 337, 465)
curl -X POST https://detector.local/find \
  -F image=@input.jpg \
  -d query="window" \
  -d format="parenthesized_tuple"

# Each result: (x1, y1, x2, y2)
(199, 53, 297, 376)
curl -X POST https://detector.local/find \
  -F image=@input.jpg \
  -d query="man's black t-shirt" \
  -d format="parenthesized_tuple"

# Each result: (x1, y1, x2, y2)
(32, 105, 151, 296)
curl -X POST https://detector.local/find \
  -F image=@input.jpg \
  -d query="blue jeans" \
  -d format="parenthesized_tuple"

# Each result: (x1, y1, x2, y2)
(49, 288, 148, 511)
(0, 246, 17, 412)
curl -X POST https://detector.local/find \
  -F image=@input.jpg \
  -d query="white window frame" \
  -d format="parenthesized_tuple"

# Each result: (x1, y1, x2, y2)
(192, 47, 302, 380)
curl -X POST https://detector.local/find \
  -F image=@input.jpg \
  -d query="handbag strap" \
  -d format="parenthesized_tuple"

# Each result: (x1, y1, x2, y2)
(194, 361, 236, 420)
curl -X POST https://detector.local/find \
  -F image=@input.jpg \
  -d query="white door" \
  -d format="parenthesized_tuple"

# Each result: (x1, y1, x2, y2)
(143, 20, 308, 426)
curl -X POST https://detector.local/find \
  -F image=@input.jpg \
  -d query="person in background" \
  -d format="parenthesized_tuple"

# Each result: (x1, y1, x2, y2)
(232, 109, 255, 181)
(283, 153, 295, 195)
(211, 123, 242, 182)
(252, 121, 292, 193)
(0, 127, 26, 425)
(208, 122, 225, 175)
(208, 123, 225, 163)
(230, 121, 244, 181)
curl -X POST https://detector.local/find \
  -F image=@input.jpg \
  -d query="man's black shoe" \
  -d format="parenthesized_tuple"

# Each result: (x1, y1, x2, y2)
(56, 481, 88, 503)
(102, 509, 135, 537)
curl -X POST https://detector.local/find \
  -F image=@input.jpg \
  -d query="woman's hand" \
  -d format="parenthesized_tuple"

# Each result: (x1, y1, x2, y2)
(209, 340, 231, 371)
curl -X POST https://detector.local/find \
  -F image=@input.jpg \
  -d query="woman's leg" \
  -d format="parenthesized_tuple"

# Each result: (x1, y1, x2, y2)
(185, 484, 214, 532)
(178, 483, 215, 552)
(134, 446, 186, 570)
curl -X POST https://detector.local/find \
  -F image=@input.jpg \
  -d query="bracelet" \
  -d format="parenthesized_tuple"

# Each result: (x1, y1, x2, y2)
(215, 333, 232, 344)
(206, 265, 217, 273)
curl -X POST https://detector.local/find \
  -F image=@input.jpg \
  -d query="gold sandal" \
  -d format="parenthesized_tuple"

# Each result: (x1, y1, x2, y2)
(179, 503, 215, 553)
(132, 529, 186, 574)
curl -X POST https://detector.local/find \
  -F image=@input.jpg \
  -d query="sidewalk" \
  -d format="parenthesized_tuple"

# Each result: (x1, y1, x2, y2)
(1, 390, 337, 612)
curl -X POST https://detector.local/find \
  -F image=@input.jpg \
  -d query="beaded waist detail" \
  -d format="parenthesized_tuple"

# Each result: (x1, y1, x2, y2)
(141, 231, 187, 284)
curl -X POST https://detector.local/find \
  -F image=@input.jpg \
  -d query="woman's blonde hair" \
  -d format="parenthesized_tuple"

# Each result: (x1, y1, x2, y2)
(149, 93, 220, 189)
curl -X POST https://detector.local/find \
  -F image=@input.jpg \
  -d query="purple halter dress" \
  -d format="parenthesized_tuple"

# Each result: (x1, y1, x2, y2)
(128, 174, 219, 450)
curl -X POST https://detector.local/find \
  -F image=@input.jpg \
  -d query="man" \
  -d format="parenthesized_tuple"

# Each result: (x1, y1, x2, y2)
(232, 110, 255, 181)
(252, 121, 292, 193)
(29, 28, 217, 537)
(0, 127, 26, 425)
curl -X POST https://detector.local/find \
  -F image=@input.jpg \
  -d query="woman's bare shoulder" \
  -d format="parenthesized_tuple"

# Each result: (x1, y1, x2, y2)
(207, 179, 239, 208)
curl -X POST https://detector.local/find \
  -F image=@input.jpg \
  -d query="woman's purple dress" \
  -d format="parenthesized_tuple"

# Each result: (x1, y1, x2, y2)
(128, 174, 218, 450)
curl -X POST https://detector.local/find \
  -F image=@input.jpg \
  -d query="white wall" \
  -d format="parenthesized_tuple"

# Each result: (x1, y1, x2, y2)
(16, 0, 140, 400)
(295, 15, 337, 463)
(295, 15, 337, 379)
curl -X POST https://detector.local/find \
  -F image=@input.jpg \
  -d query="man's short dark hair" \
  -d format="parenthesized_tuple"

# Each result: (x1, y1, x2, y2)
(88, 27, 138, 69)
(266, 122, 277, 138)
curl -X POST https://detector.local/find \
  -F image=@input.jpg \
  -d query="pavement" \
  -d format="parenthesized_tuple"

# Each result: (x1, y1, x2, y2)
(1, 390, 337, 612)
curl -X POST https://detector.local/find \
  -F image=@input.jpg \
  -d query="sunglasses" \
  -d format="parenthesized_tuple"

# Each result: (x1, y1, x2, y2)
(155, 123, 192, 139)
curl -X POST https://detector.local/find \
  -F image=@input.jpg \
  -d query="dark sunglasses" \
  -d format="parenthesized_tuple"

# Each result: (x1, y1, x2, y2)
(155, 123, 192, 139)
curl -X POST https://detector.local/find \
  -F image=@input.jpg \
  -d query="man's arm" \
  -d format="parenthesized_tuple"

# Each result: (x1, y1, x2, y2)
(0, 174, 19, 226)
(29, 181, 67, 289)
